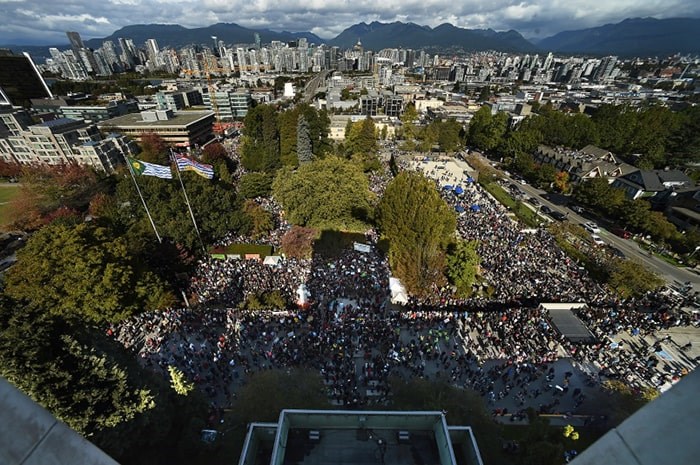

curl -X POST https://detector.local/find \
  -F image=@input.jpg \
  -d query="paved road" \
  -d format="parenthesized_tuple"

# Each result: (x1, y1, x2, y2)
(303, 70, 329, 103)
(512, 179, 700, 293)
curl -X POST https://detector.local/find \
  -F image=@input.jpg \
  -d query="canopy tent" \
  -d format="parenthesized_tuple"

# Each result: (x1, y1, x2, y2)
(455, 205, 465, 213)
(454, 186, 464, 195)
(263, 255, 282, 266)
(389, 277, 409, 305)
(470, 204, 481, 212)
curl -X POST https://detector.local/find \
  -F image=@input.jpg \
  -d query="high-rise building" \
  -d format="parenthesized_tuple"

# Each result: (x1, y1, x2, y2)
(593, 56, 618, 82)
(0, 50, 53, 107)
(66, 31, 85, 54)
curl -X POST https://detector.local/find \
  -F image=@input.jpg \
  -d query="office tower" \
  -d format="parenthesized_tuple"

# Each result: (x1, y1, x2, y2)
(254, 33, 261, 50)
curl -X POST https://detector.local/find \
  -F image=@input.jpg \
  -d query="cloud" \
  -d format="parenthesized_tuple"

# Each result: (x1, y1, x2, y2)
(1, 0, 699, 45)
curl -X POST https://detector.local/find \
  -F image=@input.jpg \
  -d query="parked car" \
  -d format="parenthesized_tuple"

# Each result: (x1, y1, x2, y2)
(540, 205, 552, 214)
(591, 234, 605, 246)
(584, 222, 601, 234)
(550, 211, 567, 221)
(609, 246, 625, 258)
(611, 228, 632, 239)
(570, 205, 585, 214)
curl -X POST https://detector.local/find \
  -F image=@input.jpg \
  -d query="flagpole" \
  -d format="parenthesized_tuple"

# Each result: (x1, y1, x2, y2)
(123, 153, 162, 243)
(170, 149, 207, 254)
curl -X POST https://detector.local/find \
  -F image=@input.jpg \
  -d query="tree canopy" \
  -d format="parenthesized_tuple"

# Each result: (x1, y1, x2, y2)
(114, 172, 248, 249)
(0, 300, 155, 435)
(272, 156, 373, 231)
(446, 240, 480, 297)
(468, 106, 508, 152)
(377, 172, 456, 295)
(240, 104, 280, 172)
(4, 222, 174, 323)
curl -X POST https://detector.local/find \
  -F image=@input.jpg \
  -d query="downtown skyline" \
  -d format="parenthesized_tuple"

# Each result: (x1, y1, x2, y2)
(2, 0, 700, 46)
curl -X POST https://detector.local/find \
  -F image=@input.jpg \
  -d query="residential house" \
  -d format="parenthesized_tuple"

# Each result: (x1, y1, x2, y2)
(611, 168, 693, 200)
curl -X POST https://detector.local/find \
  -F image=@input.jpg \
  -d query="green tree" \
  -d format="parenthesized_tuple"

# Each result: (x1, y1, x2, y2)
(272, 157, 373, 230)
(468, 106, 508, 152)
(243, 200, 274, 239)
(5, 222, 174, 323)
(238, 172, 273, 199)
(240, 104, 280, 172)
(346, 116, 377, 156)
(618, 198, 651, 231)
(115, 173, 248, 249)
(297, 114, 313, 163)
(377, 172, 456, 295)
(436, 119, 463, 153)
(0, 301, 156, 435)
(446, 240, 480, 297)
(573, 177, 626, 216)
(608, 259, 664, 298)
(278, 109, 298, 167)
(400, 103, 419, 140)
(168, 366, 195, 396)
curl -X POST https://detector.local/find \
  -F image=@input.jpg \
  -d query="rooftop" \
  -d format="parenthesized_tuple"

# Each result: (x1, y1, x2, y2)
(99, 110, 214, 128)
(239, 410, 483, 465)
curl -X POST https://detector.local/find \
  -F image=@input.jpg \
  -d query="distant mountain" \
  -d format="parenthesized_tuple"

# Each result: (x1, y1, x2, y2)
(537, 17, 700, 56)
(329, 21, 536, 52)
(85, 23, 324, 49)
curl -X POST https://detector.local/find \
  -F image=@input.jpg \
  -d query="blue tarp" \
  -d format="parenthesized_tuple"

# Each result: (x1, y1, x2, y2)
(466, 177, 474, 183)
(455, 205, 465, 213)
(454, 186, 464, 195)
(443, 185, 453, 191)
(470, 204, 481, 212)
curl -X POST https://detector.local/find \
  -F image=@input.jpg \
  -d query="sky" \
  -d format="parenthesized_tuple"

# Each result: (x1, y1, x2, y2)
(1, 0, 700, 45)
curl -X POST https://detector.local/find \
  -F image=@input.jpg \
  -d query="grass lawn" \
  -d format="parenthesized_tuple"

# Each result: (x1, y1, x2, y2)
(481, 182, 541, 228)
(0, 185, 20, 229)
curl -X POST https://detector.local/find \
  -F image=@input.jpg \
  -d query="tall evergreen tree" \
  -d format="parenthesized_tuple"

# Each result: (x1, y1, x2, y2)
(297, 114, 313, 164)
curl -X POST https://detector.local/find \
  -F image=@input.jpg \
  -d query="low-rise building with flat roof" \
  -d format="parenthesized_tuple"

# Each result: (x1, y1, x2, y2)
(239, 409, 484, 465)
(99, 109, 215, 148)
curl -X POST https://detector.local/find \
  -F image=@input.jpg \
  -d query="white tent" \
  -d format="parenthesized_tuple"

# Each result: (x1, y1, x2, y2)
(263, 255, 282, 266)
(389, 277, 409, 305)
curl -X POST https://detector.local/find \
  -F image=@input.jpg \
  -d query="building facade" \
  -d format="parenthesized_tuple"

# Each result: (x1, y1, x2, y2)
(99, 109, 215, 148)
(0, 107, 137, 171)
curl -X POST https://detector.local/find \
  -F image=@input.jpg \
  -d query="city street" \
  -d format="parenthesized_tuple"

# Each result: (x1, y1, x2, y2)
(506, 174, 700, 293)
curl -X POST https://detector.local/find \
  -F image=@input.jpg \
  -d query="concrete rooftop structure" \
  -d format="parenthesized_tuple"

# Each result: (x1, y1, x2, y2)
(239, 410, 483, 465)
(0, 377, 119, 465)
(570, 369, 700, 465)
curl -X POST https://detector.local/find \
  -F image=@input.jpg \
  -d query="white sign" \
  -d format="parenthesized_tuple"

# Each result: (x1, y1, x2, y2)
(353, 242, 371, 253)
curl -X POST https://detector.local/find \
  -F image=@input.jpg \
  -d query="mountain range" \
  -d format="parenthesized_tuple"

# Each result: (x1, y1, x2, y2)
(536, 17, 700, 56)
(4, 17, 700, 63)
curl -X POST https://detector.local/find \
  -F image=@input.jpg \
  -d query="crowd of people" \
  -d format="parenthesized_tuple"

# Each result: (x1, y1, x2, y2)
(109, 151, 698, 422)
